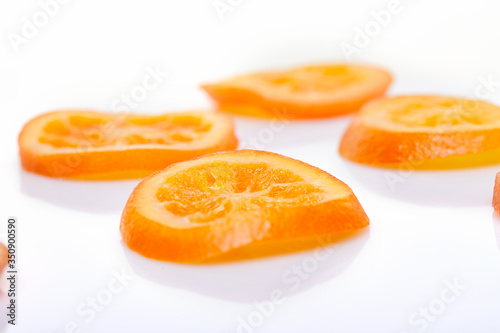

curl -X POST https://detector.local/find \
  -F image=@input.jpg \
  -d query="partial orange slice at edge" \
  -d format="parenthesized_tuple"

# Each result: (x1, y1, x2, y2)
(19, 110, 238, 180)
(0, 243, 7, 272)
(120, 150, 369, 263)
(493, 173, 500, 213)
(339, 95, 500, 169)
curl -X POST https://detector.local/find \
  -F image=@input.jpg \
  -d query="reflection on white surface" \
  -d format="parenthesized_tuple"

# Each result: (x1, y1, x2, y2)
(342, 161, 499, 207)
(20, 170, 139, 214)
(13, 128, 500, 333)
(231, 113, 352, 151)
(122, 229, 369, 303)
(494, 213, 500, 252)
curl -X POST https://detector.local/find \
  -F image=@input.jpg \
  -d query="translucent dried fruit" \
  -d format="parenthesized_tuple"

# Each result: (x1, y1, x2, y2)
(494, 173, 500, 213)
(339, 95, 500, 169)
(120, 150, 369, 262)
(202, 64, 392, 119)
(19, 110, 238, 179)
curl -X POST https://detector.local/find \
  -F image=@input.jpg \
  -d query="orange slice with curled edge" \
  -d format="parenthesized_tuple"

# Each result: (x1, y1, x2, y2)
(19, 110, 238, 180)
(339, 95, 500, 169)
(201, 64, 392, 119)
(120, 150, 369, 263)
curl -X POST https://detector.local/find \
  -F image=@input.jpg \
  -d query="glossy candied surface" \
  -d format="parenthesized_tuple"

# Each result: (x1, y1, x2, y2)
(19, 110, 238, 179)
(120, 150, 369, 262)
(202, 64, 392, 119)
(339, 95, 500, 169)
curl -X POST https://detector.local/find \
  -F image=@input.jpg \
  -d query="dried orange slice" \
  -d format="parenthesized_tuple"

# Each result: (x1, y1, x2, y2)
(120, 150, 369, 263)
(19, 110, 238, 180)
(339, 95, 500, 169)
(0, 243, 7, 272)
(202, 63, 392, 119)
(493, 173, 500, 213)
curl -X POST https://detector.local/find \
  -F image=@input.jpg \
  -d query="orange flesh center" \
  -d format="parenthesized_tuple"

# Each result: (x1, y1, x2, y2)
(39, 114, 212, 148)
(155, 161, 325, 224)
(389, 99, 497, 127)
(258, 66, 359, 93)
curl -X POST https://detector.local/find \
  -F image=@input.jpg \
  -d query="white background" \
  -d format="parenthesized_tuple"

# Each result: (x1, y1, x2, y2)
(1, 0, 500, 332)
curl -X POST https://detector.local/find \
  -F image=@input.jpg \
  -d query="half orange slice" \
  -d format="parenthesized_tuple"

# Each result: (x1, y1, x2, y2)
(339, 95, 500, 169)
(120, 150, 369, 263)
(202, 64, 392, 119)
(19, 110, 238, 180)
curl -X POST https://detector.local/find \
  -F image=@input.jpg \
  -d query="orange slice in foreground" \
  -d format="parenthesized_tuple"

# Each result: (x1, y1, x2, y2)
(120, 150, 369, 263)
(202, 64, 392, 119)
(19, 110, 238, 180)
(339, 95, 500, 169)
